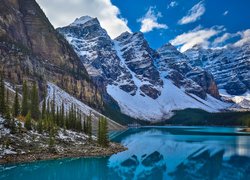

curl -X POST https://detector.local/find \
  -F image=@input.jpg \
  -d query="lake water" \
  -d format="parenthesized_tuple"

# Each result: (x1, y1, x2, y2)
(1, 126, 250, 180)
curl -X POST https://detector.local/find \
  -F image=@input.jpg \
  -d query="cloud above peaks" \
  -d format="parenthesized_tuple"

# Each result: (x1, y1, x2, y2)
(178, 1, 205, 25)
(138, 7, 168, 33)
(36, 0, 131, 39)
(170, 26, 224, 52)
(234, 29, 250, 46)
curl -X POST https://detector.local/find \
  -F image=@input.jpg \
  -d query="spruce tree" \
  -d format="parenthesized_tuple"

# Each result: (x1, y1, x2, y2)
(102, 117, 109, 147)
(21, 81, 29, 116)
(0, 73, 5, 115)
(30, 82, 40, 120)
(24, 111, 32, 130)
(97, 117, 102, 145)
(41, 96, 46, 119)
(87, 112, 92, 141)
(37, 119, 43, 134)
(12, 87, 20, 117)
(98, 117, 109, 147)
(60, 102, 64, 128)
(4, 90, 11, 128)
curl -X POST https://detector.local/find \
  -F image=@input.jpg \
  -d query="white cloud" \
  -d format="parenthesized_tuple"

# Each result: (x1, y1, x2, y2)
(168, 1, 178, 9)
(234, 29, 250, 46)
(212, 32, 237, 47)
(138, 7, 168, 33)
(178, 1, 205, 25)
(170, 26, 224, 52)
(223, 10, 229, 16)
(36, 0, 131, 39)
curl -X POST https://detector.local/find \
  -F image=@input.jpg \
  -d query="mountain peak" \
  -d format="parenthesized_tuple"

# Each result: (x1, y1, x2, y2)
(70, 16, 97, 26)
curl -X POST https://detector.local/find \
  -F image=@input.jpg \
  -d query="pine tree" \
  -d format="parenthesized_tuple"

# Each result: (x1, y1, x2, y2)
(37, 119, 43, 134)
(4, 90, 11, 128)
(0, 73, 5, 115)
(97, 117, 102, 145)
(87, 112, 92, 141)
(97, 117, 109, 147)
(12, 87, 20, 117)
(24, 111, 32, 130)
(21, 81, 29, 116)
(102, 117, 109, 147)
(41, 96, 46, 119)
(51, 90, 56, 120)
(60, 102, 64, 128)
(30, 82, 40, 120)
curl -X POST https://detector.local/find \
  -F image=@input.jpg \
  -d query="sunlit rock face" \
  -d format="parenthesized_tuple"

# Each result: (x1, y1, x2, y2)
(0, 0, 103, 109)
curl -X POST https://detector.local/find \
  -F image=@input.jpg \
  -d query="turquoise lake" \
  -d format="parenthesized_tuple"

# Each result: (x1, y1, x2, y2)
(1, 126, 250, 180)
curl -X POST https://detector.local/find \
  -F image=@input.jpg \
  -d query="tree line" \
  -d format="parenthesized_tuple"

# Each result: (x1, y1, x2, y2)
(0, 75, 109, 147)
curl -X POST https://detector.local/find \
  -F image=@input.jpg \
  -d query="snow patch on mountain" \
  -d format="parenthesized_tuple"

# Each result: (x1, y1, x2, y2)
(70, 16, 94, 27)
(220, 89, 250, 110)
(107, 78, 230, 121)
(46, 82, 124, 130)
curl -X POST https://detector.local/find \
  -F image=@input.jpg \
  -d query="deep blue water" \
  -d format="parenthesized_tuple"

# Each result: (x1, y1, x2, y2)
(1, 126, 250, 180)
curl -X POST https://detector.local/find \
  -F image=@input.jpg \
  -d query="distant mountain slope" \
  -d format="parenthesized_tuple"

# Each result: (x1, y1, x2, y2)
(58, 16, 231, 121)
(184, 44, 250, 109)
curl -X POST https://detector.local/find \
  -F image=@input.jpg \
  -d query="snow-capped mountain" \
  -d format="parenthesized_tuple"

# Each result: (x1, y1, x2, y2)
(58, 16, 231, 121)
(184, 43, 250, 109)
(57, 16, 134, 92)
(157, 43, 220, 100)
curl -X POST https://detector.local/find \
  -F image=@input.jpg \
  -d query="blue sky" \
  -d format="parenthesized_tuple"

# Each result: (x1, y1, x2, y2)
(111, 0, 250, 50)
(37, 0, 250, 52)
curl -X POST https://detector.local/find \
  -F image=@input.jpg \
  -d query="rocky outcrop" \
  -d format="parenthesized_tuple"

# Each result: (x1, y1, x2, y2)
(114, 32, 163, 99)
(157, 43, 220, 99)
(0, 0, 103, 109)
(57, 16, 136, 96)
(185, 44, 250, 96)
(58, 19, 163, 99)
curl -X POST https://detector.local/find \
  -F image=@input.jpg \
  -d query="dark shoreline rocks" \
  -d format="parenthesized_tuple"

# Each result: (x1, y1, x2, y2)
(0, 142, 127, 165)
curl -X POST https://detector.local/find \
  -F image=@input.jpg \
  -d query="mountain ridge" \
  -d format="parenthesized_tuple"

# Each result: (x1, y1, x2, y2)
(58, 15, 234, 121)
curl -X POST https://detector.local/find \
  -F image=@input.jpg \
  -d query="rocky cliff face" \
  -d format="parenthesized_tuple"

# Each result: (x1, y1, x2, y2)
(114, 32, 163, 99)
(184, 44, 250, 96)
(58, 16, 229, 121)
(157, 43, 220, 99)
(57, 17, 135, 94)
(0, 0, 102, 109)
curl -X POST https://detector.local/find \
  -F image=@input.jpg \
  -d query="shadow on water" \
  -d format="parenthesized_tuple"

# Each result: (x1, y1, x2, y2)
(1, 126, 250, 180)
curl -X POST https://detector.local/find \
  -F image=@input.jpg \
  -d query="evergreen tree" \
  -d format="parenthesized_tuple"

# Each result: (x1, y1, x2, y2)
(83, 116, 87, 134)
(21, 81, 29, 116)
(17, 122, 22, 134)
(41, 96, 46, 119)
(87, 112, 92, 141)
(37, 119, 43, 134)
(12, 87, 20, 117)
(24, 111, 32, 130)
(60, 102, 64, 128)
(30, 82, 40, 120)
(4, 90, 11, 128)
(0, 73, 5, 115)
(102, 117, 109, 147)
(97, 117, 102, 145)
(97, 117, 109, 147)
(51, 90, 56, 120)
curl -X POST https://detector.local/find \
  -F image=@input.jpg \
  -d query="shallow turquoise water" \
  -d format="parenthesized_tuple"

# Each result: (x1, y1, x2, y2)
(1, 126, 250, 180)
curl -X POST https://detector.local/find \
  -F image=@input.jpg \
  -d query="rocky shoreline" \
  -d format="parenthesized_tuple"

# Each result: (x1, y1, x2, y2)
(0, 142, 127, 165)
(239, 128, 250, 132)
